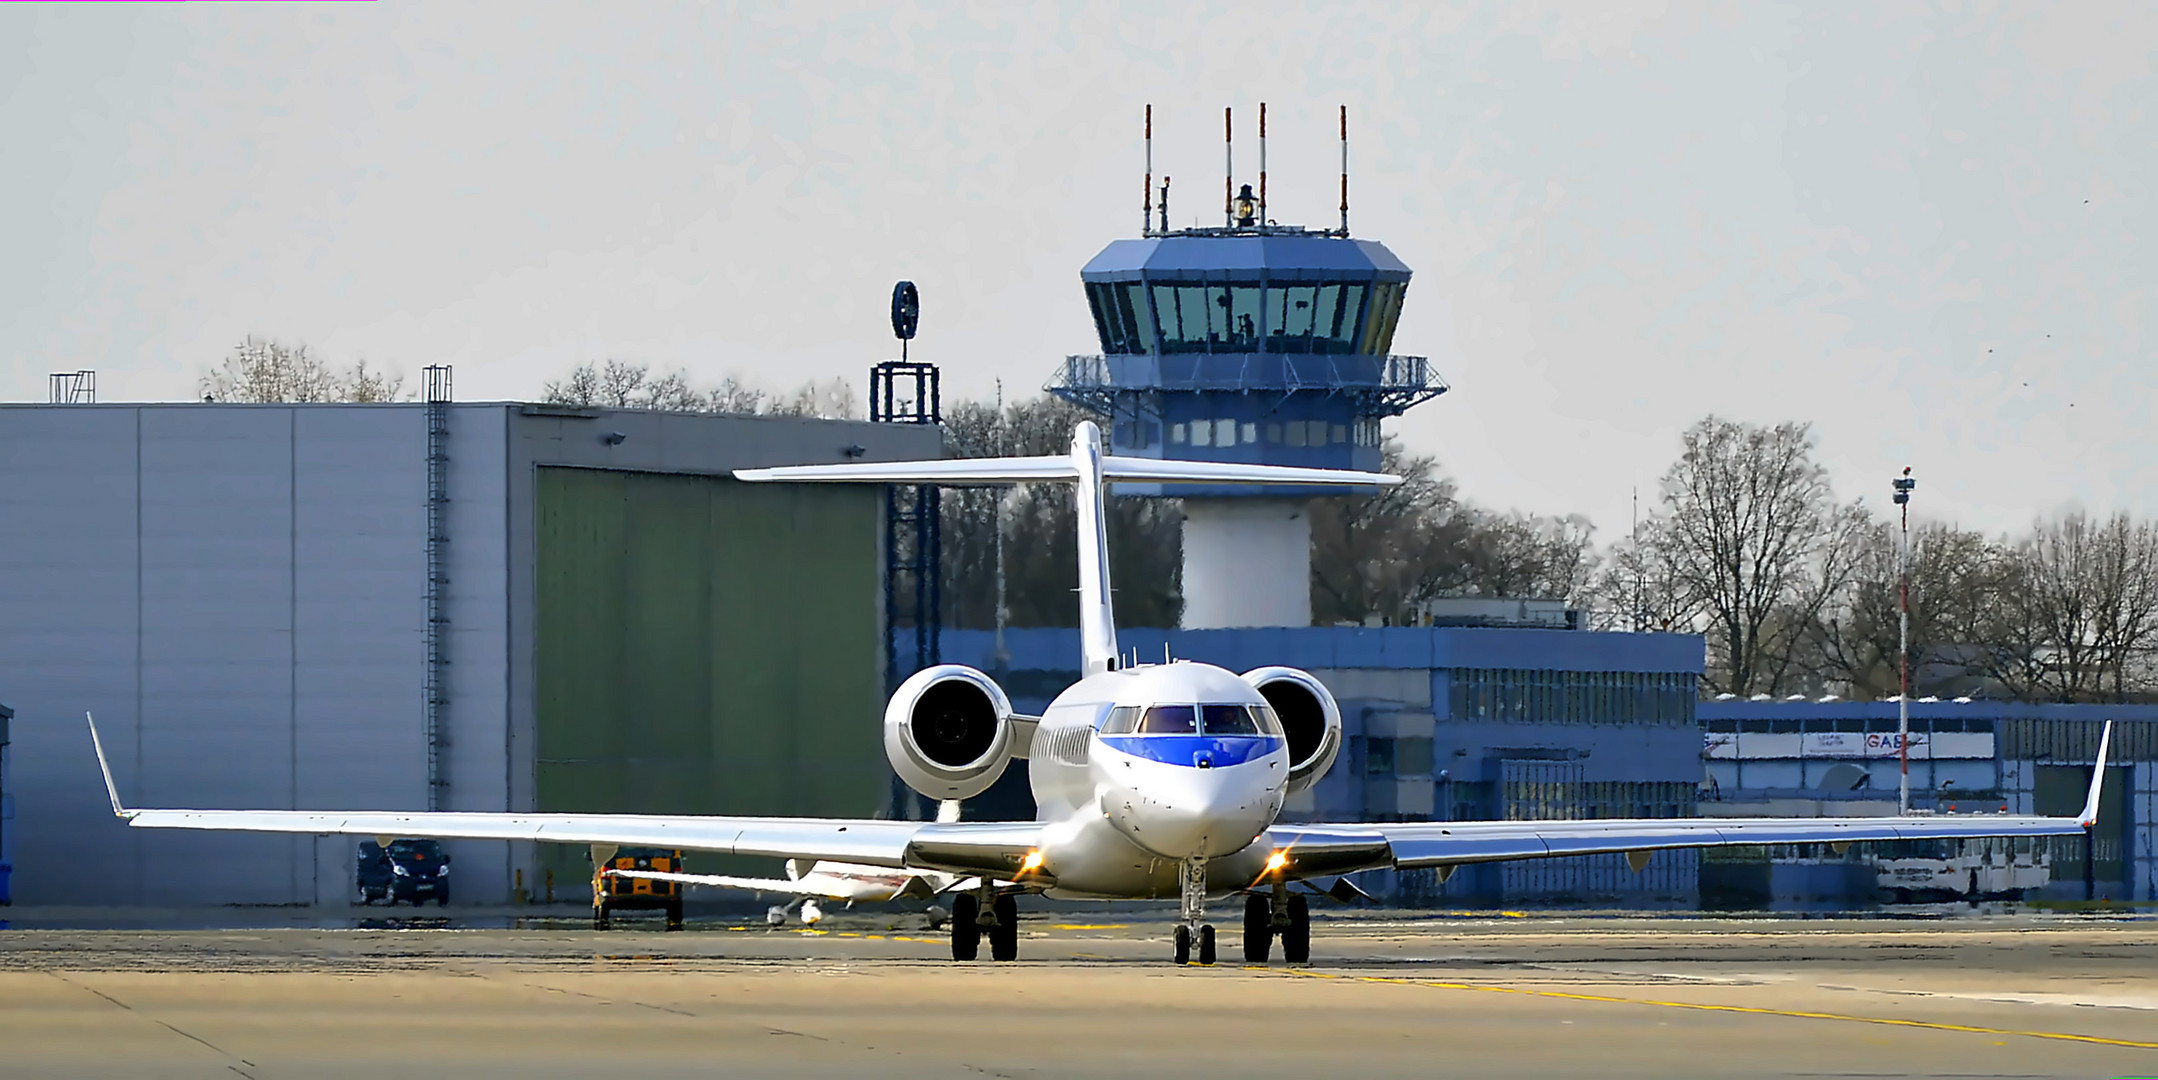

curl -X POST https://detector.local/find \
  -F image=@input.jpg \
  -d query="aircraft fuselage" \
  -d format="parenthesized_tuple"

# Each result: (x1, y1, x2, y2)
(1023, 660, 1289, 899)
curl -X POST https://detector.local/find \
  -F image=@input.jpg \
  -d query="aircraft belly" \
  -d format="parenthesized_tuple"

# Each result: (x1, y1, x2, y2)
(1038, 814, 1273, 900)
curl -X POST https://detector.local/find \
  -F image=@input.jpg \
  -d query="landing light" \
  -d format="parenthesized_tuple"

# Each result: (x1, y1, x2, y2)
(1264, 850, 1289, 874)
(1020, 850, 1045, 873)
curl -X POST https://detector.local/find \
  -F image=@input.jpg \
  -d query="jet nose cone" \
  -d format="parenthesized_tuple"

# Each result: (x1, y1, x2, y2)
(1111, 770, 1279, 860)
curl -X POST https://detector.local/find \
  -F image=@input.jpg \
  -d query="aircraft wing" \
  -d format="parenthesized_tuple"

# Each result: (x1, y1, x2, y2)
(1273, 722, 2112, 876)
(604, 868, 853, 897)
(88, 716, 1046, 875)
(605, 867, 959, 903)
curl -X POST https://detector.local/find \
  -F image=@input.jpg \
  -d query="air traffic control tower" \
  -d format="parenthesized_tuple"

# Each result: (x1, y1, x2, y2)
(1051, 106, 1447, 629)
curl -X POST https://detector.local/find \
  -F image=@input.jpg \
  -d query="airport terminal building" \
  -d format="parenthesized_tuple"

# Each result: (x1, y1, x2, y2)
(0, 401, 936, 906)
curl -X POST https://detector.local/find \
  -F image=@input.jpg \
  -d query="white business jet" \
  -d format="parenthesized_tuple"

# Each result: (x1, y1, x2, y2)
(89, 421, 2114, 966)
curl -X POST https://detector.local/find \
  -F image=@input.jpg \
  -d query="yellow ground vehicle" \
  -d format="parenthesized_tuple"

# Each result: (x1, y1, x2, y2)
(594, 846, 685, 930)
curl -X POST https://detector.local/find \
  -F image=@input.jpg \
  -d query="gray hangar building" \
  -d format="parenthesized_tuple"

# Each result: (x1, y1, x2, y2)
(0, 400, 939, 906)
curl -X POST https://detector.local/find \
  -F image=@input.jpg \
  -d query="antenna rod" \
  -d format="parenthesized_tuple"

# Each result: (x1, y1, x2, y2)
(1144, 104, 1153, 236)
(1339, 104, 1350, 236)
(1224, 106, 1233, 228)
(1258, 102, 1267, 228)
(1160, 176, 1171, 233)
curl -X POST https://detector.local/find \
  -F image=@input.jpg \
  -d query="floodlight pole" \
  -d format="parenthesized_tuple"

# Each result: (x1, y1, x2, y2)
(1893, 468, 1915, 814)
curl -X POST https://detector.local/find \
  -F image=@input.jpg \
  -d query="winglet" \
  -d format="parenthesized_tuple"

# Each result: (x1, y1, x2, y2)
(2076, 720, 2114, 828)
(85, 712, 131, 819)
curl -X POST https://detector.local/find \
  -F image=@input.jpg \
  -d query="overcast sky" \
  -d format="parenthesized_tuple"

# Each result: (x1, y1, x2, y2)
(2, 2, 2149, 540)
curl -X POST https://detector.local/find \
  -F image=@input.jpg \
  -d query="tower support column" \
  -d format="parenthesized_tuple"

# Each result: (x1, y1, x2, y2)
(1180, 498, 1312, 629)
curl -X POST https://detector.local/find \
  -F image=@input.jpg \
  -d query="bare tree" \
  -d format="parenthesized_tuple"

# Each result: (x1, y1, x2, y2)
(941, 395, 1180, 630)
(199, 337, 407, 403)
(541, 360, 856, 419)
(1806, 522, 1998, 699)
(1969, 512, 2158, 702)
(1310, 441, 1600, 626)
(1640, 417, 1869, 697)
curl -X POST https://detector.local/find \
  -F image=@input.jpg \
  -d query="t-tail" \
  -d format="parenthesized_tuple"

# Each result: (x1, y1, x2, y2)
(735, 420, 1398, 675)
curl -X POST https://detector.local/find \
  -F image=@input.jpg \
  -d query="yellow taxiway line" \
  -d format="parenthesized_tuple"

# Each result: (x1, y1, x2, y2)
(1271, 968, 2158, 1052)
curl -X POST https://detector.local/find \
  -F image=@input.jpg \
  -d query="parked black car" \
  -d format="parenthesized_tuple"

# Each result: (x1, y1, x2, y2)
(356, 840, 392, 904)
(384, 838, 450, 906)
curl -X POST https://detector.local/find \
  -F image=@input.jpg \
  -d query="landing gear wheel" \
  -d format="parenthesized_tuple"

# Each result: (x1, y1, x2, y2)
(950, 893, 981, 961)
(989, 894, 1020, 961)
(1281, 894, 1310, 965)
(1243, 893, 1273, 963)
(665, 899, 684, 931)
(1173, 924, 1192, 966)
(1197, 924, 1217, 966)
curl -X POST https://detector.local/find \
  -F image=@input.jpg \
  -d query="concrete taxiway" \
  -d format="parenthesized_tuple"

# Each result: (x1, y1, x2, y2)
(0, 910, 2153, 1078)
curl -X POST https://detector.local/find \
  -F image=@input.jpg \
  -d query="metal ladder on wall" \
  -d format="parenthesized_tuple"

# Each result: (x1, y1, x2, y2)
(423, 365, 452, 811)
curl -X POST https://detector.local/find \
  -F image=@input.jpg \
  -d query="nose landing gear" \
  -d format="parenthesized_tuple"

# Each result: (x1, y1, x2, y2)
(1174, 857, 1217, 966)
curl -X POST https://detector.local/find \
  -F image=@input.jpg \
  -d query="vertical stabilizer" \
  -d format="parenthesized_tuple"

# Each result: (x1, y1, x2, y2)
(1068, 424, 1120, 676)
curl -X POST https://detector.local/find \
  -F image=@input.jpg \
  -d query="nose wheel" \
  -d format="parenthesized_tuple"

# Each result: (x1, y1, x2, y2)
(1173, 857, 1217, 966)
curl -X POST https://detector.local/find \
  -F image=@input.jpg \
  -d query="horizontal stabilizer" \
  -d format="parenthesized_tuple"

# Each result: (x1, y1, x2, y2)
(735, 456, 1078, 485)
(738, 455, 1398, 489)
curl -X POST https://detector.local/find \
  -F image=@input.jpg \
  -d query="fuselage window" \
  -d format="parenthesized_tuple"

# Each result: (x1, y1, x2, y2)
(1137, 705, 1198, 734)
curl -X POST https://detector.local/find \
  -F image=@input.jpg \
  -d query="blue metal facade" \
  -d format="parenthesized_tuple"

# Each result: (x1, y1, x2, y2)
(1700, 700, 2158, 902)
(933, 627, 2158, 905)
(1050, 231, 1446, 497)
(941, 625, 1705, 906)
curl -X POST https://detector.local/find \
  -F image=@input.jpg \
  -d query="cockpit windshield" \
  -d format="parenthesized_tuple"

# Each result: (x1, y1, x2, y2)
(1099, 704, 1284, 737)
(1201, 704, 1257, 735)
(1138, 705, 1197, 734)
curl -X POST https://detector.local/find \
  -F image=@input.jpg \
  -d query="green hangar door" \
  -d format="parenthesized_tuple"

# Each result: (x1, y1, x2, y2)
(534, 467, 888, 885)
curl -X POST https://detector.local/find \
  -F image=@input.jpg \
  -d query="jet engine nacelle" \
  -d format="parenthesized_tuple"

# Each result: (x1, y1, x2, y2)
(1241, 666, 1342, 796)
(884, 664, 1018, 801)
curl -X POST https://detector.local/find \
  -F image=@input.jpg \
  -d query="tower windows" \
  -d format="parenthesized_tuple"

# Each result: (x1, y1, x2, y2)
(1121, 279, 1395, 355)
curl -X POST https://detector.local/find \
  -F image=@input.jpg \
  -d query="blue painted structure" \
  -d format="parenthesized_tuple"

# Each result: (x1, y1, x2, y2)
(0, 698, 11, 905)
(927, 627, 2158, 905)
(1700, 699, 2157, 902)
(1050, 231, 1446, 496)
(942, 625, 1706, 906)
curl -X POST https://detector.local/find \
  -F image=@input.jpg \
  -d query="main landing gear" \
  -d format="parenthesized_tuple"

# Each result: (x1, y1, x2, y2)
(950, 886, 1019, 962)
(1173, 858, 1218, 966)
(1242, 884, 1310, 965)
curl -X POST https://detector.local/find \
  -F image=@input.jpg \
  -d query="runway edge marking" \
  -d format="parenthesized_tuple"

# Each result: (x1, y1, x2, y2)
(1270, 968, 2158, 1052)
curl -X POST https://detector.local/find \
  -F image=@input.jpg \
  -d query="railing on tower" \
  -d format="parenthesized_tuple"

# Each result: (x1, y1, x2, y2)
(47, 370, 96, 404)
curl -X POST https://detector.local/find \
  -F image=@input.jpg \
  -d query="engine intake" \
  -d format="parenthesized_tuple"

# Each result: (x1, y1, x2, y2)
(885, 665, 1018, 800)
(1241, 666, 1342, 795)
